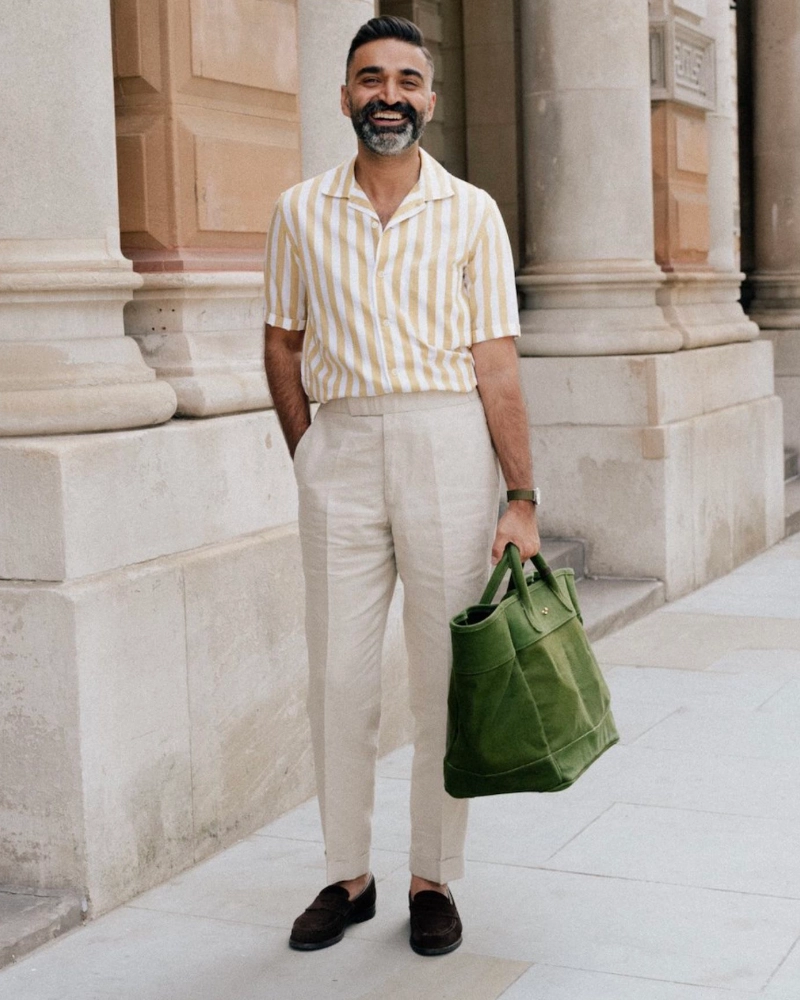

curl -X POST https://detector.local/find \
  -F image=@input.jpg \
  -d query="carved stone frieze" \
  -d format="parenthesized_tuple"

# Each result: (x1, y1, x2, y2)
(650, 19, 716, 110)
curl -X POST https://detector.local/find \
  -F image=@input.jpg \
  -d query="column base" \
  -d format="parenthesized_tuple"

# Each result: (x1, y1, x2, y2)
(0, 265, 178, 435)
(126, 272, 270, 417)
(517, 263, 683, 355)
(519, 341, 784, 598)
(657, 271, 759, 348)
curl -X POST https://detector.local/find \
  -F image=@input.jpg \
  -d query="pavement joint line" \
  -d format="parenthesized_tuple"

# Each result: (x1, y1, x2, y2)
(762, 927, 800, 992)
(122, 903, 295, 932)
(626, 705, 683, 743)
(607, 799, 800, 822)
(539, 801, 618, 864)
(508, 958, 764, 995)
(524, 864, 800, 902)
(753, 677, 797, 711)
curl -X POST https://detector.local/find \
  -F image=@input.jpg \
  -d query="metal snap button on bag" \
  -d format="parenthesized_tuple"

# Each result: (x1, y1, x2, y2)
(444, 543, 619, 797)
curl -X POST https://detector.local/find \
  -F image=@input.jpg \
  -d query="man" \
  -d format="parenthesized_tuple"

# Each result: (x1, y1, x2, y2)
(263, 15, 539, 956)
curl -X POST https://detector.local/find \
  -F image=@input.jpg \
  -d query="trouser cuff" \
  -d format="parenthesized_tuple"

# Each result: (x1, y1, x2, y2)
(409, 853, 465, 884)
(326, 851, 371, 885)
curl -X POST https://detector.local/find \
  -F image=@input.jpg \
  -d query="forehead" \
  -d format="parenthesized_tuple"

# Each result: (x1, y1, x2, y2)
(348, 38, 432, 83)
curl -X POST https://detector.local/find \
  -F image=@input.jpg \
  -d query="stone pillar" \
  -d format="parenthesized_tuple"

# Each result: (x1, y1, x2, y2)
(113, 0, 302, 417)
(748, 0, 800, 452)
(462, 0, 522, 264)
(515, 0, 783, 597)
(517, 0, 681, 356)
(0, 0, 176, 436)
(298, 0, 375, 179)
(650, 0, 758, 347)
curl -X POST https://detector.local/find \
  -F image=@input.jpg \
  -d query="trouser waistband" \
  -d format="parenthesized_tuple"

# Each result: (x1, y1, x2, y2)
(320, 390, 480, 416)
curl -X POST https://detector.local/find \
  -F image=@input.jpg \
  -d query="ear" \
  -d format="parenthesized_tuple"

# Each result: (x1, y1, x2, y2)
(341, 84, 352, 119)
(425, 90, 437, 123)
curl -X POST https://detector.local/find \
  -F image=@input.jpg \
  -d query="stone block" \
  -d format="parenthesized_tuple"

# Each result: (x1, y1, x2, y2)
(523, 347, 784, 598)
(72, 561, 193, 916)
(519, 341, 774, 428)
(0, 587, 85, 891)
(531, 399, 783, 599)
(0, 410, 297, 582)
(776, 375, 800, 453)
(183, 526, 313, 860)
(0, 561, 194, 916)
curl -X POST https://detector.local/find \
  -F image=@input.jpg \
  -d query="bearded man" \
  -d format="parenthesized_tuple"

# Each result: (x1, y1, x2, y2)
(263, 15, 539, 956)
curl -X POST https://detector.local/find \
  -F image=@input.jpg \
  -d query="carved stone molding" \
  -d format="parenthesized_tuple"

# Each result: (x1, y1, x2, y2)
(650, 20, 716, 110)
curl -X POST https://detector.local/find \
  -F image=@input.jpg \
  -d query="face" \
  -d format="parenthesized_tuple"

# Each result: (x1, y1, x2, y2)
(342, 38, 436, 157)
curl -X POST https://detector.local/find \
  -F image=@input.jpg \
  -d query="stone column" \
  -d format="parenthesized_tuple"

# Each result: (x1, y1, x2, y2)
(0, 0, 176, 436)
(517, 0, 681, 355)
(113, 0, 302, 417)
(514, 0, 783, 598)
(298, 0, 376, 179)
(650, 0, 758, 347)
(748, 0, 800, 452)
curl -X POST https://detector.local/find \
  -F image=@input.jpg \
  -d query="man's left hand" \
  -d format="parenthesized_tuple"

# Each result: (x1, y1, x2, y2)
(491, 502, 541, 565)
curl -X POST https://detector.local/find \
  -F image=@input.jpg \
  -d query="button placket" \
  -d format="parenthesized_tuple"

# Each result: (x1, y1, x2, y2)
(371, 227, 392, 390)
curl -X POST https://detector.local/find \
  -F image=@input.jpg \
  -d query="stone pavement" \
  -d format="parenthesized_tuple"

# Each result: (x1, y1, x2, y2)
(2, 533, 800, 1000)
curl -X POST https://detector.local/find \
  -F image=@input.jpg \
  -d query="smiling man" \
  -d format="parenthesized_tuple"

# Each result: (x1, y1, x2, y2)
(263, 15, 539, 956)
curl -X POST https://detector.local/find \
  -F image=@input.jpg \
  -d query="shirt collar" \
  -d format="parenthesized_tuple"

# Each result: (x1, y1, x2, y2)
(320, 148, 454, 218)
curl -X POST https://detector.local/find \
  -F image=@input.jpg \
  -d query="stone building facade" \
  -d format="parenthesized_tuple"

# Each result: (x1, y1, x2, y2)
(0, 0, 791, 918)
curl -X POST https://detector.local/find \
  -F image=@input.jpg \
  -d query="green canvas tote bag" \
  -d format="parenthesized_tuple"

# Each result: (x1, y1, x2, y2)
(444, 543, 619, 798)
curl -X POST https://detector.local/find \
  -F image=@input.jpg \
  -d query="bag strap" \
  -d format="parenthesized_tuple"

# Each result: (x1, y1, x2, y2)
(479, 543, 536, 613)
(482, 544, 574, 614)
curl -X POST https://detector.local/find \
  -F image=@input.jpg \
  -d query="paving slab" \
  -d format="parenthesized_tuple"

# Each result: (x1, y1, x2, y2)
(544, 801, 800, 897)
(369, 863, 800, 992)
(593, 610, 800, 670)
(498, 964, 760, 1000)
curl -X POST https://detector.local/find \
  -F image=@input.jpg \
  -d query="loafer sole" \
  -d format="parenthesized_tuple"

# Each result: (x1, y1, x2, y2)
(409, 933, 463, 957)
(289, 903, 376, 951)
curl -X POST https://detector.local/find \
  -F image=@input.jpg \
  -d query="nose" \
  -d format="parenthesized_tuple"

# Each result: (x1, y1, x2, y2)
(379, 79, 403, 107)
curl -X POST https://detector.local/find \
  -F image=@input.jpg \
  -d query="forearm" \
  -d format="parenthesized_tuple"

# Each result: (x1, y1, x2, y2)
(474, 362, 534, 491)
(472, 337, 540, 561)
(263, 323, 311, 458)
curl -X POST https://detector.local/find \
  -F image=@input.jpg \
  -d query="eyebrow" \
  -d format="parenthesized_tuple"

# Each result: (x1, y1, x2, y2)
(355, 65, 424, 81)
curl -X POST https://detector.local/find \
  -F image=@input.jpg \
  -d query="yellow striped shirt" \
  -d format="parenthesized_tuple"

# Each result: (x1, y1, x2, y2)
(263, 148, 520, 402)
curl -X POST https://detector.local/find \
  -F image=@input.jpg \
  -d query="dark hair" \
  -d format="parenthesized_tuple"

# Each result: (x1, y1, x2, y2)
(346, 16, 434, 79)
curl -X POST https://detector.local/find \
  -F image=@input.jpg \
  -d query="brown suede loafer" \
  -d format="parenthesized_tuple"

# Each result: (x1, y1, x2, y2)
(289, 875, 376, 951)
(408, 888, 463, 956)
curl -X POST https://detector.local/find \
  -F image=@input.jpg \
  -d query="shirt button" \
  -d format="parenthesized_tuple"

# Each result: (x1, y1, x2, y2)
(372, 221, 379, 229)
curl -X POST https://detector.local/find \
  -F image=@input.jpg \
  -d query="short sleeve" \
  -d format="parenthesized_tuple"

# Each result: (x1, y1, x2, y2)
(263, 194, 307, 331)
(464, 195, 521, 344)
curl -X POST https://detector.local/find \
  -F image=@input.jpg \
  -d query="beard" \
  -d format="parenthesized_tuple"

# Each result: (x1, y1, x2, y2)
(348, 97, 427, 156)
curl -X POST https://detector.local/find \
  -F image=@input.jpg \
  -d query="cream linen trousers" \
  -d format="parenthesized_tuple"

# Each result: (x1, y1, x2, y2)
(294, 389, 500, 885)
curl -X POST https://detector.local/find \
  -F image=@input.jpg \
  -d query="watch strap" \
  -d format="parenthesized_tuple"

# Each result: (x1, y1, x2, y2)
(507, 488, 540, 505)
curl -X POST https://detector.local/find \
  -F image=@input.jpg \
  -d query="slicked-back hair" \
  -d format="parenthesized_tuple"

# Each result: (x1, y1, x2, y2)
(346, 15, 434, 80)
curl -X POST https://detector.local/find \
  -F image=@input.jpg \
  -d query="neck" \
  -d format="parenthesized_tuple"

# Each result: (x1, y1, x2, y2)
(353, 144, 422, 202)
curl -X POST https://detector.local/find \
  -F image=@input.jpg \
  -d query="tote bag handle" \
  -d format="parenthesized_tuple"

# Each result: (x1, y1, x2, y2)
(479, 544, 571, 613)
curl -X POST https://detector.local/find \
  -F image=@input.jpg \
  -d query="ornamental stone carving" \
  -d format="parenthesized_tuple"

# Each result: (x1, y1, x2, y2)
(650, 19, 716, 111)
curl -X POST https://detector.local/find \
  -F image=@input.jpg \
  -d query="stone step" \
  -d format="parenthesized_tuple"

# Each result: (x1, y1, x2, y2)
(0, 887, 83, 970)
(785, 447, 799, 483)
(538, 537, 585, 579)
(538, 537, 664, 640)
(786, 478, 800, 538)
(577, 577, 666, 642)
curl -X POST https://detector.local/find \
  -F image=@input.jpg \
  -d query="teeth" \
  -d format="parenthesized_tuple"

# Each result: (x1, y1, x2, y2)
(373, 112, 404, 120)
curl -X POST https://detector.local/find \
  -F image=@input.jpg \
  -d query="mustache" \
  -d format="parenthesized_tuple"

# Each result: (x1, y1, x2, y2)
(359, 99, 418, 125)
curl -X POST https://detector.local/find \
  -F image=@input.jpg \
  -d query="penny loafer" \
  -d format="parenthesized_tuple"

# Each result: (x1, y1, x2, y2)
(289, 875, 376, 950)
(408, 888, 463, 956)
